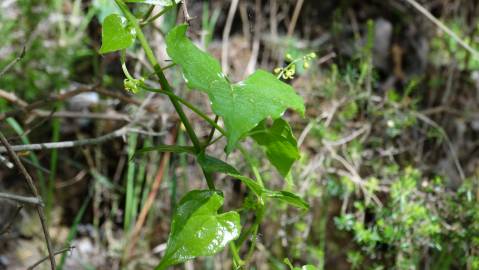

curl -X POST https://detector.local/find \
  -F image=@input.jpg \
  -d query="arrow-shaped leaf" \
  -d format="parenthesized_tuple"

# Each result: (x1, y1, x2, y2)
(165, 24, 305, 152)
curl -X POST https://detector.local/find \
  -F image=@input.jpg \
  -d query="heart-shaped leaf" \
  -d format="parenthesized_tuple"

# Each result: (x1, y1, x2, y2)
(99, 14, 136, 54)
(165, 24, 305, 152)
(124, 0, 180, 5)
(250, 118, 300, 177)
(156, 190, 241, 270)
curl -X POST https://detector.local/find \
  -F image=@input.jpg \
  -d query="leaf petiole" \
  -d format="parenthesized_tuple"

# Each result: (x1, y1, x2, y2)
(141, 5, 174, 26)
(140, 85, 226, 135)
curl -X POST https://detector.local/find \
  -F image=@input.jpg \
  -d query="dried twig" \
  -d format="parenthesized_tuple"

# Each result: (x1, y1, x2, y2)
(414, 112, 465, 181)
(33, 110, 132, 121)
(322, 125, 370, 147)
(0, 131, 56, 269)
(0, 86, 94, 121)
(181, 0, 194, 24)
(245, 0, 262, 76)
(27, 246, 74, 270)
(0, 46, 25, 78)
(287, 0, 304, 37)
(0, 192, 43, 205)
(402, 0, 479, 60)
(221, 0, 239, 74)
(0, 89, 28, 107)
(0, 86, 156, 122)
(0, 205, 23, 235)
(0, 154, 14, 168)
(0, 127, 129, 153)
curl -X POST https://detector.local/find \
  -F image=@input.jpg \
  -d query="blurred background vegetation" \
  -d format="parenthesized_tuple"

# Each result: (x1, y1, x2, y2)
(1, 0, 479, 269)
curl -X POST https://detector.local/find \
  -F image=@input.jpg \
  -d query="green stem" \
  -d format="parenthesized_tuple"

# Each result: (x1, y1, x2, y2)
(229, 242, 244, 268)
(205, 115, 219, 147)
(236, 201, 264, 246)
(243, 206, 264, 264)
(115, 0, 215, 190)
(141, 5, 155, 22)
(205, 134, 224, 148)
(141, 5, 173, 26)
(239, 146, 264, 187)
(141, 85, 226, 135)
(120, 50, 134, 80)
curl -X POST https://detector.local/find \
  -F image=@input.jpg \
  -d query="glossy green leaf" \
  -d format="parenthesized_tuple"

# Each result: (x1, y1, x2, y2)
(264, 190, 309, 210)
(135, 145, 195, 156)
(166, 24, 305, 152)
(99, 14, 136, 54)
(198, 153, 240, 175)
(157, 190, 241, 269)
(124, 0, 179, 5)
(250, 118, 300, 177)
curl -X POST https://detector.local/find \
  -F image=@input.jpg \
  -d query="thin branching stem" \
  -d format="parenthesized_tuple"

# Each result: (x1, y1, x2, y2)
(0, 131, 56, 269)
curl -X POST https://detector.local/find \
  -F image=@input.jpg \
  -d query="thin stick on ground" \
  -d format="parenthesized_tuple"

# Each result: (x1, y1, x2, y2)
(0, 86, 156, 122)
(0, 86, 94, 121)
(181, 0, 194, 24)
(221, 0, 239, 74)
(0, 46, 25, 78)
(402, 0, 479, 60)
(287, 0, 304, 37)
(0, 126, 128, 153)
(0, 205, 23, 235)
(0, 192, 43, 205)
(0, 131, 57, 270)
(27, 246, 74, 270)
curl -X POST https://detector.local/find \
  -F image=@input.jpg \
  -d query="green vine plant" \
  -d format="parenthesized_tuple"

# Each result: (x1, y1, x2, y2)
(99, 1, 312, 269)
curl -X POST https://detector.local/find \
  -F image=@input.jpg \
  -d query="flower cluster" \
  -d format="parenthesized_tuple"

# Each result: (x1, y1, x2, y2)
(274, 52, 317, 80)
(124, 77, 144, 94)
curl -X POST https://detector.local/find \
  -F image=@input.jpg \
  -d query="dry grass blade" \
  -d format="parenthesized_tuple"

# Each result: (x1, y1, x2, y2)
(402, 0, 479, 60)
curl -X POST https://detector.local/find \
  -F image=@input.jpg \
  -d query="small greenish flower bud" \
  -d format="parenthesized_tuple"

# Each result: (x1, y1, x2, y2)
(285, 53, 293, 61)
(303, 61, 310, 69)
(283, 69, 295, 79)
(273, 67, 282, 74)
(124, 77, 144, 94)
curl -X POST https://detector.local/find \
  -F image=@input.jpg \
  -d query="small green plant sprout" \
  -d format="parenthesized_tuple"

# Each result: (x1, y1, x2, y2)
(274, 52, 317, 80)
